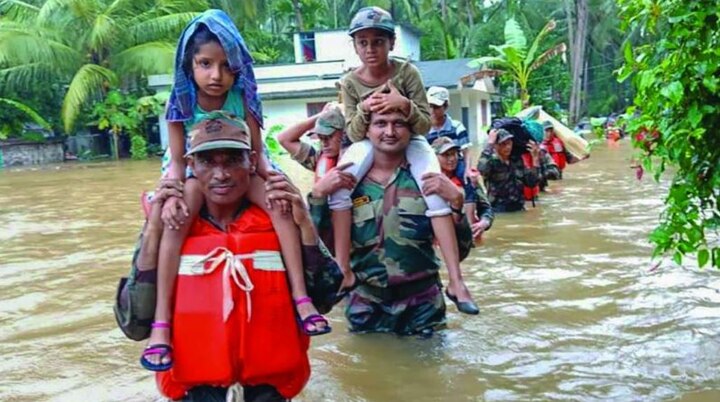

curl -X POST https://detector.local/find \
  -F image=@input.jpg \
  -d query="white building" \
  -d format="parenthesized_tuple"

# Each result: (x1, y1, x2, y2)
(148, 25, 495, 148)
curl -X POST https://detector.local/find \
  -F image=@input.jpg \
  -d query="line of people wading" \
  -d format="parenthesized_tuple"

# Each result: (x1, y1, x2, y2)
(113, 6, 585, 401)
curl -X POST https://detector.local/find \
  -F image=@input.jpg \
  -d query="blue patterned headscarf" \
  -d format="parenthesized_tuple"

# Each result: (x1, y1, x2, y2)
(165, 9, 264, 128)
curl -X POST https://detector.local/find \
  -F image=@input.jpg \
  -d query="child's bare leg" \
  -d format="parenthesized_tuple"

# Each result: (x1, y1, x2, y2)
(431, 215, 473, 302)
(332, 208, 355, 289)
(247, 176, 328, 332)
(144, 178, 202, 366)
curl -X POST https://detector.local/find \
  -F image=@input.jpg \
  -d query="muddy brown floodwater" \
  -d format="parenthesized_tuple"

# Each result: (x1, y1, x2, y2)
(1, 142, 719, 402)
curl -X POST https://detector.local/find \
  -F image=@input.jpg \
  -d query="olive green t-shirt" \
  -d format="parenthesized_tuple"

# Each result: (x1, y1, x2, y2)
(338, 59, 431, 142)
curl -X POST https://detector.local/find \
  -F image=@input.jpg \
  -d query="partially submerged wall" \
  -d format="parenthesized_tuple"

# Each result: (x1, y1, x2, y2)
(0, 140, 64, 167)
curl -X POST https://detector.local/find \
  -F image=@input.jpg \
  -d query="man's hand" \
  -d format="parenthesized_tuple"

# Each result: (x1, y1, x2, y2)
(471, 218, 491, 240)
(311, 162, 356, 198)
(421, 172, 464, 210)
(264, 171, 309, 227)
(366, 81, 411, 115)
(466, 167, 481, 187)
(157, 178, 189, 230)
(527, 140, 541, 166)
(487, 129, 498, 144)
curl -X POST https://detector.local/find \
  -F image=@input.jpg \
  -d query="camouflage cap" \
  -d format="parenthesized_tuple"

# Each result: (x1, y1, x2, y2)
(309, 105, 345, 136)
(185, 111, 251, 156)
(348, 6, 395, 36)
(496, 128, 514, 143)
(431, 136, 460, 155)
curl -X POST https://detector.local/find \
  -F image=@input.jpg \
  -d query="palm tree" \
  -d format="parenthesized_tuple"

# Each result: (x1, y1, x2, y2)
(0, 0, 205, 134)
(0, 98, 51, 139)
(468, 17, 567, 107)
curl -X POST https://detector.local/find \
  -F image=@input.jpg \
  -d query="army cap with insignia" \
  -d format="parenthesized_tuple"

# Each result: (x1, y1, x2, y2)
(348, 6, 395, 36)
(185, 111, 251, 157)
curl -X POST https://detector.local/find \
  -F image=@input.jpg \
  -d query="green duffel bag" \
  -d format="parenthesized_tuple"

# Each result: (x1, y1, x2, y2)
(113, 234, 156, 341)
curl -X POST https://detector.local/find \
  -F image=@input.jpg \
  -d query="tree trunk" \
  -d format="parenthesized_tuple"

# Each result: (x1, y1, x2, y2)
(466, 0, 474, 27)
(567, 0, 588, 126)
(111, 130, 119, 160)
(441, 0, 447, 23)
(292, 0, 304, 31)
(581, 57, 589, 115)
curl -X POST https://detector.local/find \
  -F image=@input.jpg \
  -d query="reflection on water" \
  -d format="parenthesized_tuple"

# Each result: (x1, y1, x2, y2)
(1, 144, 719, 401)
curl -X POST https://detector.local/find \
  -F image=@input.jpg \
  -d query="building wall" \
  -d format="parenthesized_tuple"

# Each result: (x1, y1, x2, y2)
(159, 97, 337, 148)
(293, 26, 421, 67)
(0, 141, 64, 167)
(395, 27, 421, 61)
(263, 97, 336, 130)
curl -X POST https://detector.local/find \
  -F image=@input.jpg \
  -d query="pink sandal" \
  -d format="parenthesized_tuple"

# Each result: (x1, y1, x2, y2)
(140, 322, 173, 371)
(295, 297, 332, 336)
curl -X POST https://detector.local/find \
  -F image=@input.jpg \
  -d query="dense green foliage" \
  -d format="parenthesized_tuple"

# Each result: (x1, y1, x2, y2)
(618, 1, 720, 268)
(90, 90, 163, 159)
(468, 17, 566, 107)
(0, 0, 203, 133)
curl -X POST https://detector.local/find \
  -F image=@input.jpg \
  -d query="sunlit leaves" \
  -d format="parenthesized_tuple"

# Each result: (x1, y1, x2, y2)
(61, 63, 118, 133)
(468, 17, 564, 106)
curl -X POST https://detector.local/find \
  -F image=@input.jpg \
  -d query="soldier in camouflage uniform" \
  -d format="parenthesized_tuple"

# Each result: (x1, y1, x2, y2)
(344, 109, 476, 335)
(277, 104, 345, 174)
(432, 137, 494, 240)
(477, 128, 542, 212)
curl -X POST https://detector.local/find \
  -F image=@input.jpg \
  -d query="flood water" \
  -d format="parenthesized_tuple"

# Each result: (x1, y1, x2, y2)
(1, 142, 719, 402)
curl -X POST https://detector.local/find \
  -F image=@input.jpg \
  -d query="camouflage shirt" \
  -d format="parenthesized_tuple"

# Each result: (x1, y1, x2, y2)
(474, 181, 495, 227)
(538, 150, 561, 190)
(477, 144, 540, 211)
(349, 163, 472, 287)
(290, 141, 320, 172)
(347, 163, 472, 334)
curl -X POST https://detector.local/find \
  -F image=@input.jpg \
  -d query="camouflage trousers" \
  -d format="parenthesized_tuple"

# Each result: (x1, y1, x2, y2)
(345, 275, 446, 335)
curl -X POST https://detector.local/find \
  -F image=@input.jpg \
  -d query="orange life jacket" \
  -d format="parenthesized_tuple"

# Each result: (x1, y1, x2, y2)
(314, 152, 337, 182)
(520, 153, 539, 202)
(156, 205, 310, 400)
(450, 176, 463, 188)
(543, 136, 567, 170)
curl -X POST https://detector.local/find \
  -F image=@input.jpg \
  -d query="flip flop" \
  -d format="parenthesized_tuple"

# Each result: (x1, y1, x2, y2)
(295, 296, 332, 336)
(140, 343, 173, 371)
(299, 314, 332, 337)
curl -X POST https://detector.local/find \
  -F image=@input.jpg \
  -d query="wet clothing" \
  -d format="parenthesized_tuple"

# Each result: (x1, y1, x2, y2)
(179, 384, 287, 402)
(308, 194, 334, 255)
(113, 228, 157, 341)
(477, 144, 540, 212)
(165, 9, 262, 127)
(346, 163, 472, 334)
(541, 136, 579, 178)
(156, 203, 310, 400)
(473, 182, 495, 228)
(338, 59, 431, 142)
(538, 150, 561, 191)
(448, 175, 494, 232)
